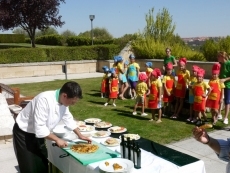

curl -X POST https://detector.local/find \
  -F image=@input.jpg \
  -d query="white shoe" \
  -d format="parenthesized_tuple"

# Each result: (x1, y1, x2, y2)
(101, 96, 104, 98)
(218, 114, 222, 120)
(132, 112, 137, 115)
(141, 113, 148, 116)
(113, 103, 116, 107)
(104, 103, 108, 106)
(223, 118, 228, 125)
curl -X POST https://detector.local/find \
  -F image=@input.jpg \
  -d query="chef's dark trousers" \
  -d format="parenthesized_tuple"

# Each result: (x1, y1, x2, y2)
(13, 123, 48, 173)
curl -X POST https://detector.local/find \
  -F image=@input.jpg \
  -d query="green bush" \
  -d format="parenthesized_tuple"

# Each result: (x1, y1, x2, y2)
(0, 45, 120, 64)
(132, 37, 205, 61)
(0, 34, 25, 43)
(36, 35, 63, 46)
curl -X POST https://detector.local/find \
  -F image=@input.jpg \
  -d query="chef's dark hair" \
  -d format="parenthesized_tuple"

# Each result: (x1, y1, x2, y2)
(60, 81, 83, 99)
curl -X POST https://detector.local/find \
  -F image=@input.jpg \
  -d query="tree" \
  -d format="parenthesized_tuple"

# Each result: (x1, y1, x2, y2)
(78, 27, 113, 40)
(60, 29, 76, 38)
(13, 27, 29, 38)
(36, 27, 59, 37)
(0, 0, 65, 47)
(143, 7, 175, 43)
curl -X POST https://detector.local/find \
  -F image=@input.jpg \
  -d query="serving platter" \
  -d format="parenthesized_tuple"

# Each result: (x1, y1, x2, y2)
(77, 125, 95, 132)
(84, 118, 101, 124)
(119, 134, 140, 141)
(92, 131, 111, 138)
(108, 126, 127, 133)
(101, 138, 120, 147)
(99, 158, 134, 173)
(94, 121, 112, 128)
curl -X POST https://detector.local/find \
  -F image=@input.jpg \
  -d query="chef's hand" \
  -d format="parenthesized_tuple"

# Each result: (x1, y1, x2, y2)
(79, 135, 92, 144)
(55, 138, 68, 148)
(192, 126, 209, 144)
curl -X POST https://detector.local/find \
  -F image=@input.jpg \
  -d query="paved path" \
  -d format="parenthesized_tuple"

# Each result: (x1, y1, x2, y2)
(0, 72, 229, 173)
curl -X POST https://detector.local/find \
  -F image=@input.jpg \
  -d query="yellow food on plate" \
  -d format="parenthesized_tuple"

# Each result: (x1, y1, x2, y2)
(113, 163, 122, 170)
(199, 124, 213, 129)
(105, 161, 109, 166)
(70, 143, 99, 153)
(94, 131, 107, 137)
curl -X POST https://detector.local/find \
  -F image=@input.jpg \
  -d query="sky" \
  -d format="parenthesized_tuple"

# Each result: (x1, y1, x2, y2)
(1, 0, 230, 38)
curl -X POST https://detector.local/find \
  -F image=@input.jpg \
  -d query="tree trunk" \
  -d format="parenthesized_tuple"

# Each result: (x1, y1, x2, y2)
(31, 37, 36, 48)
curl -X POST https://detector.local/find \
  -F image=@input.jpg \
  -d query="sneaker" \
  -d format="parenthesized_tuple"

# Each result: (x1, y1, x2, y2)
(196, 119, 203, 126)
(187, 118, 192, 122)
(191, 119, 197, 123)
(218, 114, 223, 120)
(223, 118, 229, 125)
(156, 120, 162, 123)
(149, 119, 154, 121)
(132, 112, 137, 115)
(113, 103, 116, 107)
(141, 113, 148, 116)
(104, 103, 108, 106)
(131, 97, 134, 100)
(101, 96, 104, 98)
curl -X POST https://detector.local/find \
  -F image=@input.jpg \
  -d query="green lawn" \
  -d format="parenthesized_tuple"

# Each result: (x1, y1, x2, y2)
(0, 43, 62, 49)
(10, 78, 227, 145)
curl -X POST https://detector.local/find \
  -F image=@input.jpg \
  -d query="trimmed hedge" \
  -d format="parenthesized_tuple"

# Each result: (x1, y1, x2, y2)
(66, 36, 114, 46)
(0, 45, 120, 64)
(36, 35, 63, 46)
(0, 34, 25, 43)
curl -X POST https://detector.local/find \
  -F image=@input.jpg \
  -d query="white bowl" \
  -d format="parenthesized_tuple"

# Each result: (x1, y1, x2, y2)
(53, 127, 67, 138)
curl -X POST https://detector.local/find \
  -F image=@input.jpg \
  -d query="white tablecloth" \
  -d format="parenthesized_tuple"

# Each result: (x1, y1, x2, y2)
(47, 131, 206, 173)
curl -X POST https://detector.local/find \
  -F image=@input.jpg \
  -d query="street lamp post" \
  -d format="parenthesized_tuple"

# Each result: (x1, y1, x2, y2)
(89, 15, 95, 45)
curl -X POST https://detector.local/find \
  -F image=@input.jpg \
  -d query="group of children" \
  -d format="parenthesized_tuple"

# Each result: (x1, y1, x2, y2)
(100, 53, 226, 125)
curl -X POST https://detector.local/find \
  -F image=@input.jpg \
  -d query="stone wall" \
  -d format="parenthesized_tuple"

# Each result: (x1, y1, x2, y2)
(0, 59, 217, 79)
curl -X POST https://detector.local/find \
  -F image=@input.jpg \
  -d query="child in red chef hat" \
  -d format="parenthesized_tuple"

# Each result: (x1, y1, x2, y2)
(132, 73, 148, 116)
(192, 68, 211, 126)
(170, 57, 190, 119)
(162, 63, 176, 117)
(148, 68, 163, 123)
(206, 63, 225, 125)
(187, 65, 200, 122)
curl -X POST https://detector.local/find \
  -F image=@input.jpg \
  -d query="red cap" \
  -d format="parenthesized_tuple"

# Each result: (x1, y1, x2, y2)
(192, 65, 199, 72)
(139, 72, 147, 81)
(212, 63, 221, 75)
(151, 68, 161, 78)
(179, 57, 187, 66)
(166, 63, 173, 70)
(197, 68, 205, 77)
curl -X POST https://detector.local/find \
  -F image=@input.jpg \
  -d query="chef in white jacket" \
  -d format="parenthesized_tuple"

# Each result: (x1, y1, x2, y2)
(13, 81, 91, 173)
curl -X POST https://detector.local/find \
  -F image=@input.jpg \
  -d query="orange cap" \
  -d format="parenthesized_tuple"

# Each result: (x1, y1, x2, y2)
(179, 57, 187, 66)
(197, 68, 205, 77)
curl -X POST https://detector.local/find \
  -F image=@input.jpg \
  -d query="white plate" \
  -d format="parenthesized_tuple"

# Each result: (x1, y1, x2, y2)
(119, 134, 140, 141)
(76, 121, 86, 126)
(108, 126, 127, 133)
(84, 118, 102, 124)
(99, 158, 134, 173)
(92, 131, 111, 138)
(94, 121, 112, 128)
(77, 125, 95, 132)
(8, 104, 22, 112)
(101, 138, 120, 147)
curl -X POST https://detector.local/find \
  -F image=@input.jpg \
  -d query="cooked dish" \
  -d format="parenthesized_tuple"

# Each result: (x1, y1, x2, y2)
(95, 121, 112, 128)
(70, 143, 99, 153)
(109, 126, 126, 133)
(105, 138, 119, 145)
(113, 163, 122, 170)
(105, 161, 109, 166)
(94, 131, 108, 137)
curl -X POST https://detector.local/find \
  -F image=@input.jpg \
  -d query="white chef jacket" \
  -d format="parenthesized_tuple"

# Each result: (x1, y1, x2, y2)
(16, 90, 77, 138)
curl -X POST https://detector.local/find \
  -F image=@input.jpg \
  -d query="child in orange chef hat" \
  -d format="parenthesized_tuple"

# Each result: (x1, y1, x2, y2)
(148, 68, 163, 123)
(162, 63, 176, 117)
(192, 68, 211, 126)
(132, 73, 149, 116)
(206, 63, 225, 125)
(170, 57, 190, 119)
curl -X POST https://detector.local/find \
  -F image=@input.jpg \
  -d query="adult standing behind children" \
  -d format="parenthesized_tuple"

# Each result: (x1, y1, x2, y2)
(127, 54, 140, 99)
(13, 81, 92, 173)
(163, 48, 178, 76)
(218, 51, 230, 124)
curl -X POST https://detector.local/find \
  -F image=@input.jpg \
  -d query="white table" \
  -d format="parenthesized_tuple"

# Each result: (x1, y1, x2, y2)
(47, 131, 206, 173)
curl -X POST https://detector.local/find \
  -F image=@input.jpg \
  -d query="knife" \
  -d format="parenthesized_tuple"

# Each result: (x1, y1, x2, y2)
(52, 141, 88, 147)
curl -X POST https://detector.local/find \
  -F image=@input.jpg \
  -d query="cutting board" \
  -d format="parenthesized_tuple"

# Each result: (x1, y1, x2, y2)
(61, 141, 119, 165)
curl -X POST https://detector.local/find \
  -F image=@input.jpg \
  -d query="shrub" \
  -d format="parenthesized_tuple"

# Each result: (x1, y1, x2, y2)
(36, 34, 63, 46)
(0, 34, 25, 43)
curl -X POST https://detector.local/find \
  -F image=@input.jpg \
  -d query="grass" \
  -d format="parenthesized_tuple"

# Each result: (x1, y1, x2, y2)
(0, 43, 63, 49)
(10, 78, 227, 145)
